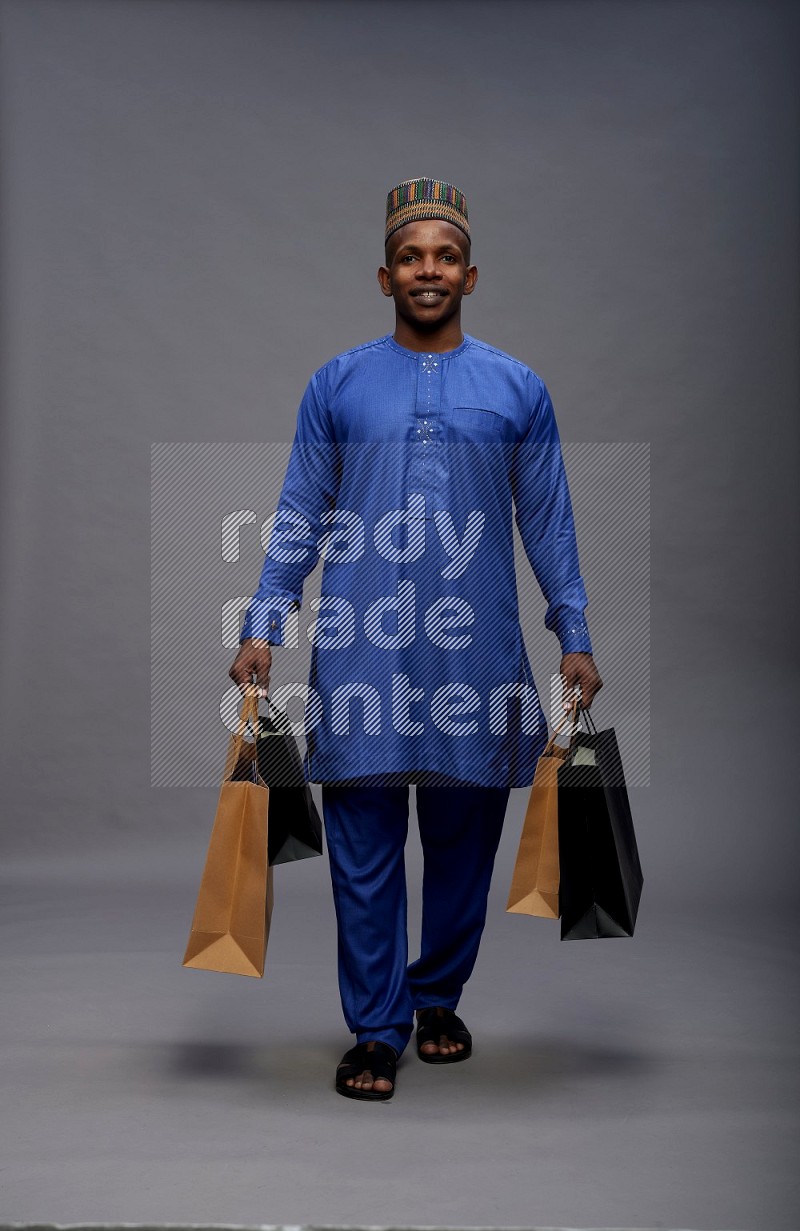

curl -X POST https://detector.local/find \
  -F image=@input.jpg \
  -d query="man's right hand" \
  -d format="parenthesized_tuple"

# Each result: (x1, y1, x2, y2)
(229, 637, 272, 698)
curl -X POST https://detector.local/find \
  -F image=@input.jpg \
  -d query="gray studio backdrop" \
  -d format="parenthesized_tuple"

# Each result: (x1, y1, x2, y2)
(0, 0, 797, 909)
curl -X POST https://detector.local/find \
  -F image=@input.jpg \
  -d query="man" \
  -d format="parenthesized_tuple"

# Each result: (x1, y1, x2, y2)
(229, 178, 602, 1101)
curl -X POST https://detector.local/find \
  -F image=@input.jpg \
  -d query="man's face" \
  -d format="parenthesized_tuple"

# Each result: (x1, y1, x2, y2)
(377, 219, 477, 331)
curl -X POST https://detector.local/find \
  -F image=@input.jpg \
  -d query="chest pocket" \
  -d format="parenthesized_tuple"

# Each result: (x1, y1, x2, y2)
(448, 406, 507, 442)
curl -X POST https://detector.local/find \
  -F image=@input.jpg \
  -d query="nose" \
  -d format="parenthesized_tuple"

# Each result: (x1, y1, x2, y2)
(416, 253, 441, 280)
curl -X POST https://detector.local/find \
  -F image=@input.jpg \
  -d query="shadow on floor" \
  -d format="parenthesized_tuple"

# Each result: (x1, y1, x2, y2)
(164, 1031, 655, 1094)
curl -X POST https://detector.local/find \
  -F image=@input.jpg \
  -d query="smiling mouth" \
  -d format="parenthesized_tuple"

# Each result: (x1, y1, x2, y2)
(412, 289, 447, 304)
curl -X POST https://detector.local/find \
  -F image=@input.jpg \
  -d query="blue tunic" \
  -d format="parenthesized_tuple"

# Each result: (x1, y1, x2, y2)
(241, 332, 592, 788)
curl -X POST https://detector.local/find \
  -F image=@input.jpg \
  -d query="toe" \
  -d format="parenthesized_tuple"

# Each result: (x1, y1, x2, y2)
(351, 1069, 392, 1092)
(438, 1036, 465, 1054)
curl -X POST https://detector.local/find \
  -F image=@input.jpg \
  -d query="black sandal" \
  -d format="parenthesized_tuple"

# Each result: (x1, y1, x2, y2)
(415, 1006, 473, 1064)
(335, 1040, 397, 1101)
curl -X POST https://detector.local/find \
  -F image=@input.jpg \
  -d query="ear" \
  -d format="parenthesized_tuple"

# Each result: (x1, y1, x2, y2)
(462, 265, 479, 296)
(377, 265, 393, 297)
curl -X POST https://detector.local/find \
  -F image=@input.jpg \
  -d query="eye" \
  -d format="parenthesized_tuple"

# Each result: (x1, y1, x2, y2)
(400, 254, 416, 263)
(441, 253, 457, 263)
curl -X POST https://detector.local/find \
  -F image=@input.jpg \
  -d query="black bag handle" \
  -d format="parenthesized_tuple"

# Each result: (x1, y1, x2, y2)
(566, 696, 598, 757)
(258, 692, 294, 738)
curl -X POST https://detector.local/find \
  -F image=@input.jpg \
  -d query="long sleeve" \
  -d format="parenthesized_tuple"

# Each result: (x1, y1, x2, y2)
(240, 370, 343, 645)
(510, 375, 593, 656)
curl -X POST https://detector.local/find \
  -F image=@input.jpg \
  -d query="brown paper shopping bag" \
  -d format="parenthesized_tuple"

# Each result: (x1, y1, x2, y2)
(506, 701, 578, 919)
(182, 689, 274, 977)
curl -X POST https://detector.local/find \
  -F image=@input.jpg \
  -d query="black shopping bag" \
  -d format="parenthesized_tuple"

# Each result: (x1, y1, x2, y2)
(229, 694, 322, 867)
(557, 707, 643, 940)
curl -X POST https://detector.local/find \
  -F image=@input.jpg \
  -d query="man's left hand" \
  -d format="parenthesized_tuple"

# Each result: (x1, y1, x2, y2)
(560, 652, 603, 711)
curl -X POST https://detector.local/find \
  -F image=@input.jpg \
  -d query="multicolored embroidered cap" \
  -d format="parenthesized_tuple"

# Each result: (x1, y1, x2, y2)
(385, 177, 470, 243)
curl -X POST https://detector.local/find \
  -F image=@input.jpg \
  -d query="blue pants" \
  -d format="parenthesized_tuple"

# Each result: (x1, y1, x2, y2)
(321, 780, 511, 1057)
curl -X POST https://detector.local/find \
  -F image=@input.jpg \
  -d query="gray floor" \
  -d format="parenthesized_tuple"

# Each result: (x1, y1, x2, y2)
(1, 845, 797, 1231)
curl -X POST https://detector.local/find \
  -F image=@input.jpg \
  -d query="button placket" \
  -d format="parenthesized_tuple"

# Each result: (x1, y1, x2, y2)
(409, 353, 441, 517)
